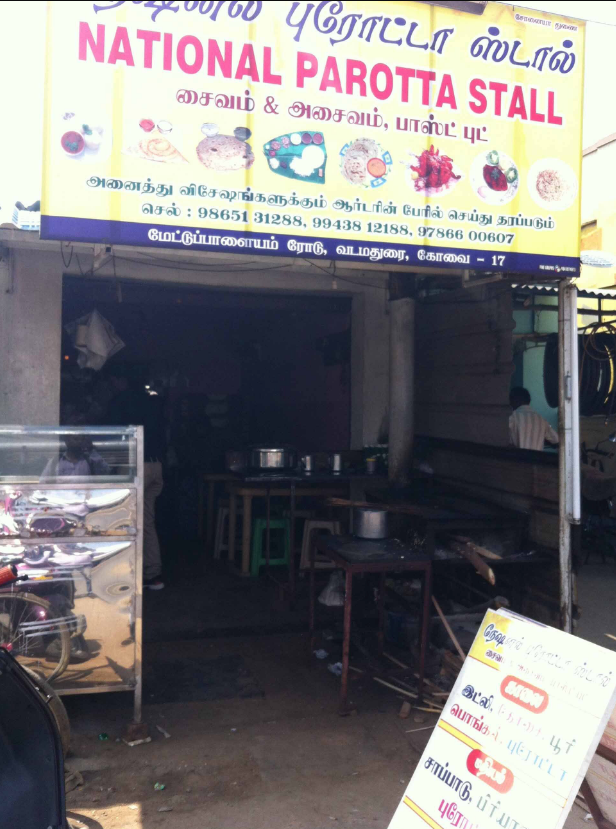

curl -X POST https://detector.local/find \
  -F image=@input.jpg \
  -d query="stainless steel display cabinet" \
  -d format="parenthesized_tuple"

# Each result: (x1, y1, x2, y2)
(0, 426, 144, 722)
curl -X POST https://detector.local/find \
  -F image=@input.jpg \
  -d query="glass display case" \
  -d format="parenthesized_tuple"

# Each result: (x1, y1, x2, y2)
(0, 426, 143, 721)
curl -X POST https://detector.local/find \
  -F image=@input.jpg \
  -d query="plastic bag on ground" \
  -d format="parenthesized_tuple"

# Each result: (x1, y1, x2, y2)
(318, 571, 345, 607)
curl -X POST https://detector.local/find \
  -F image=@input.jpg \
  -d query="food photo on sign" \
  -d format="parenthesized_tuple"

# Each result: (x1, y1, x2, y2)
(40, 0, 584, 275)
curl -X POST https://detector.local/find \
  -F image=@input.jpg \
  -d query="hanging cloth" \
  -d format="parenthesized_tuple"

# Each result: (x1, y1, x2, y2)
(65, 309, 125, 371)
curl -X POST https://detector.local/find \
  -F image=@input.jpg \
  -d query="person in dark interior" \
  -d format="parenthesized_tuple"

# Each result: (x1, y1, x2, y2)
(106, 368, 166, 590)
(509, 386, 559, 451)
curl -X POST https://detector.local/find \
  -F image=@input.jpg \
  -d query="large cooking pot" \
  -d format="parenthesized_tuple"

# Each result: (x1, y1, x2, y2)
(353, 507, 389, 540)
(249, 446, 298, 470)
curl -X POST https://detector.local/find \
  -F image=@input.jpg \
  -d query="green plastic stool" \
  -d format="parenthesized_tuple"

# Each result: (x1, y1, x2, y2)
(251, 518, 291, 577)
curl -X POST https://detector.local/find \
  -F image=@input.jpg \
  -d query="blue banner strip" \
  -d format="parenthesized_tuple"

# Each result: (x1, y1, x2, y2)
(40, 216, 580, 276)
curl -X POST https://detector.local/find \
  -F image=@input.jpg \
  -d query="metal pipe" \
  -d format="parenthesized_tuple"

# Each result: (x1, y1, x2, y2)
(289, 482, 296, 603)
(558, 281, 580, 634)
(389, 296, 415, 485)
(340, 570, 353, 715)
(133, 425, 144, 724)
(568, 287, 581, 525)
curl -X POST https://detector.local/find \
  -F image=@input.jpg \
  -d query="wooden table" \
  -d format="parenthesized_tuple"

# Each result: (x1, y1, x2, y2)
(310, 534, 433, 715)
(228, 481, 348, 578)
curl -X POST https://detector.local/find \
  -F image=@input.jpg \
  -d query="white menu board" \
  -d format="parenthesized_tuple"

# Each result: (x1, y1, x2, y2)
(389, 609, 616, 829)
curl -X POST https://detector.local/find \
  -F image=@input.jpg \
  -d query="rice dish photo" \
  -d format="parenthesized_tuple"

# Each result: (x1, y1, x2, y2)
(196, 133, 255, 172)
(289, 145, 326, 178)
(528, 159, 578, 211)
(263, 131, 327, 184)
(536, 169, 564, 202)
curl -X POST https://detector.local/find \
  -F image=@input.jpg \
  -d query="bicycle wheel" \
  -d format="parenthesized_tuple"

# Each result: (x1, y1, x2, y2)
(0, 591, 71, 683)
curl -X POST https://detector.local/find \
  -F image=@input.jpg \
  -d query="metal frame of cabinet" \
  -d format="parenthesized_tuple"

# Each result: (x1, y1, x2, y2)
(0, 426, 144, 723)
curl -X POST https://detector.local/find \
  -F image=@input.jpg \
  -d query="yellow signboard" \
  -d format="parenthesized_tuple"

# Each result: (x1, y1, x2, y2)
(42, 1, 585, 274)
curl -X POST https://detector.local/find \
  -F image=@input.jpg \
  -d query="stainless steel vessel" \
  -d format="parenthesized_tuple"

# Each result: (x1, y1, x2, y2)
(330, 453, 342, 473)
(353, 507, 389, 539)
(249, 446, 297, 470)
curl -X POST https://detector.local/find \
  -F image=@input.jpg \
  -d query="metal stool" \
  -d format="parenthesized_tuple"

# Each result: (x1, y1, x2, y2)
(300, 520, 341, 570)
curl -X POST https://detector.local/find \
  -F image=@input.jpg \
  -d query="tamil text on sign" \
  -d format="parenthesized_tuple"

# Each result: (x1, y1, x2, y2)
(41, 2, 585, 274)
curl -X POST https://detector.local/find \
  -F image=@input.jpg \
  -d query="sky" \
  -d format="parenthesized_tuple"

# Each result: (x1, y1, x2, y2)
(528, 2, 616, 146)
(0, 1, 615, 212)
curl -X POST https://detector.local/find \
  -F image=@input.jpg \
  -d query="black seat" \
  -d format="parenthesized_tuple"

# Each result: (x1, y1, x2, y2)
(0, 648, 66, 829)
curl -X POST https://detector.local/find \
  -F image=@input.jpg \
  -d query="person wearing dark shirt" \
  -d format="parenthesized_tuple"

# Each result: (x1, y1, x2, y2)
(107, 370, 166, 590)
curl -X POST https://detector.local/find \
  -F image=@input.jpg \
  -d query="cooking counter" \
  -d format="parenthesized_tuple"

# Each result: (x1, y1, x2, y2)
(233, 470, 389, 485)
(311, 534, 432, 714)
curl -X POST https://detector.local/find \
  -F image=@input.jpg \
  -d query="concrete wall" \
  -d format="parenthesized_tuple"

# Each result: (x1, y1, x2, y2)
(0, 248, 62, 425)
(0, 235, 390, 444)
(351, 290, 390, 449)
(583, 142, 616, 225)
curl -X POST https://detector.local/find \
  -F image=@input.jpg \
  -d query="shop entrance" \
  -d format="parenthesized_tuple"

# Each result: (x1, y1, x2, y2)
(60, 274, 353, 639)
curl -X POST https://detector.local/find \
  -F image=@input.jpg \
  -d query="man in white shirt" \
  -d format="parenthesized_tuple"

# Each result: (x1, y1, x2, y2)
(509, 387, 559, 451)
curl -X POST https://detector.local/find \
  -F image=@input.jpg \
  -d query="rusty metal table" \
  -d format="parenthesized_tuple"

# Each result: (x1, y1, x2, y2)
(310, 535, 433, 715)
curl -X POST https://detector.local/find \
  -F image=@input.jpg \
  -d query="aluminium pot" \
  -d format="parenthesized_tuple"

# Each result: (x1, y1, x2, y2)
(353, 506, 389, 540)
(249, 446, 298, 470)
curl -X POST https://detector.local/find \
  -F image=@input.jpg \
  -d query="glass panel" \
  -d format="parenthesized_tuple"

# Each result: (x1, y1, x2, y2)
(0, 489, 137, 539)
(0, 427, 138, 484)
(0, 540, 136, 691)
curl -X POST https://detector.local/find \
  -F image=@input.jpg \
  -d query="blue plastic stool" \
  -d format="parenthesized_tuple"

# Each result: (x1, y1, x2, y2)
(251, 518, 291, 577)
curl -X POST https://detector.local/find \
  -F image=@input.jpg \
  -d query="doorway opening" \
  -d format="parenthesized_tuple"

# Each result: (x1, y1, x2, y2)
(60, 275, 352, 641)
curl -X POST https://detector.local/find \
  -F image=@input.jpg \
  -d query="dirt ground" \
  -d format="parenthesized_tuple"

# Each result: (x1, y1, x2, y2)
(64, 632, 434, 829)
(61, 631, 595, 829)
